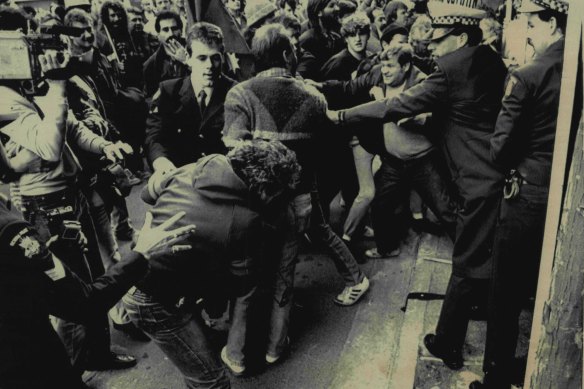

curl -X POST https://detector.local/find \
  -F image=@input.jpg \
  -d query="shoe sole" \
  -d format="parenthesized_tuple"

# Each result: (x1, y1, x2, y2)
(220, 348, 245, 376)
(365, 250, 400, 259)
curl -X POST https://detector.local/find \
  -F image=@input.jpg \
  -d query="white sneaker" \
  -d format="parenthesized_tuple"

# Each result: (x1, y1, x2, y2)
(221, 346, 245, 376)
(334, 276, 370, 306)
(265, 353, 281, 364)
(364, 247, 400, 259)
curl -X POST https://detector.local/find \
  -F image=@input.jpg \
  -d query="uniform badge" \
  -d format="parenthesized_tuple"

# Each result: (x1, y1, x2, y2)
(18, 235, 42, 258)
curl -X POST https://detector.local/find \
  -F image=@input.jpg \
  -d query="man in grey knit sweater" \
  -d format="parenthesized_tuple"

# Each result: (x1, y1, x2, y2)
(222, 24, 369, 373)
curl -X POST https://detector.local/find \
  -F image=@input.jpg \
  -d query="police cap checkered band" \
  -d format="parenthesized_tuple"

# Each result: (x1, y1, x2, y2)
(524, 0, 570, 14)
(431, 15, 481, 26)
(428, 1, 488, 28)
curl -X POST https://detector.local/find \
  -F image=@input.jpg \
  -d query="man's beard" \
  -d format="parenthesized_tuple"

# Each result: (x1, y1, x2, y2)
(320, 13, 339, 32)
(106, 22, 125, 36)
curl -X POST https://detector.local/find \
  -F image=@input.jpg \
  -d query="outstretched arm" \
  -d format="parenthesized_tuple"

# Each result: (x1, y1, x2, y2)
(328, 67, 448, 126)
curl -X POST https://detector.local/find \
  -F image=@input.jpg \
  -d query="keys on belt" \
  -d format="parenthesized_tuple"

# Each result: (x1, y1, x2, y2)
(504, 169, 523, 199)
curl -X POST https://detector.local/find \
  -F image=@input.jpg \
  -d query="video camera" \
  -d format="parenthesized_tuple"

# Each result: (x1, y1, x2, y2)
(0, 25, 85, 93)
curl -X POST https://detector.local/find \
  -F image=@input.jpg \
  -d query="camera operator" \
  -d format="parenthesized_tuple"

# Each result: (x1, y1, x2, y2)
(0, 194, 194, 389)
(0, 6, 139, 373)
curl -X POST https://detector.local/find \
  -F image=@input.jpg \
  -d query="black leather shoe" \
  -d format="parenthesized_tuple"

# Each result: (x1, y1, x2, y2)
(113, 321, 151, 342)
(85, 351, 137, 371)
(423, 334, 463, 370)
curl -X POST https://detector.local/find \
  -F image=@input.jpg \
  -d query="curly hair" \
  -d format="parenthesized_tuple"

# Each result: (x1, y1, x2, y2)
(227, 140, 301, 204)
(100, 0, 128, 31)
(340, 12, 371, 38)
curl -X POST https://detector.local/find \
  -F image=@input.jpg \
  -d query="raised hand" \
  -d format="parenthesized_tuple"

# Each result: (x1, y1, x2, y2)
(133, 211, 195, 260)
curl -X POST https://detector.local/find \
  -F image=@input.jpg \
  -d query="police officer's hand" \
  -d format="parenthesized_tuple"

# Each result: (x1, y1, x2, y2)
(326, 109, 340, 124)
(133, 211, 195, 260)
(103, 141, 133, 162)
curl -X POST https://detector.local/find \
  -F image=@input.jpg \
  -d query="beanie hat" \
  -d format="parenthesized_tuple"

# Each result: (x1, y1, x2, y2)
(245, 0, 278, 28)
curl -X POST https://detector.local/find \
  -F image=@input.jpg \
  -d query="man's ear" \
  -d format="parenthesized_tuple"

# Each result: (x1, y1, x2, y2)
(548, 16, 559, 34)
(458, 32, 469, 48)
(282, 49, 292, 65)
(403, 61, 411, 73)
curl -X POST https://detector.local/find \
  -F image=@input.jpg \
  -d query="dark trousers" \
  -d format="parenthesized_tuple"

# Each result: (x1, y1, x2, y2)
(21, 188, 111, 370)
(435, 274, 489, 352)
(482, 184, 548, 383)
(316, 141, 358, 220)
(372, 152, 457, 253)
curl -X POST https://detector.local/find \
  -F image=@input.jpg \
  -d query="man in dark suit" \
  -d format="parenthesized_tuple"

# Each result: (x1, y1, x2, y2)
(328, 0, 508, 370)
(145, 22, 237, 174)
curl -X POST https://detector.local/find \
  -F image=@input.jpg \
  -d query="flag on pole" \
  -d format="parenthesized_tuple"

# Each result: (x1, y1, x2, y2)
(184, 0, 250, 55)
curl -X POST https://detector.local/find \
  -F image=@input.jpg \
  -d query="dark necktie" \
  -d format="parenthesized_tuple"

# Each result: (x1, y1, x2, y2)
(198, 90, 207, 114)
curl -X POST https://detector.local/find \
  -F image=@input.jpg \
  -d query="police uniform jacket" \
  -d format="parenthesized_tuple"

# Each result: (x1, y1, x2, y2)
(343, 45, 508, 278)
(145, 75, 237, 168)
(491, 38, 565, 187)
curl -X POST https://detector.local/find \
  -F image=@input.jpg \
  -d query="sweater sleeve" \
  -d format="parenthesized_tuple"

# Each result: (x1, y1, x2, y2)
(222, 86, 254, 148)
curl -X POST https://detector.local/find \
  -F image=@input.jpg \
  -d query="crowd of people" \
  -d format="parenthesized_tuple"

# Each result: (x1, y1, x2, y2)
(0, 0, 570, 387)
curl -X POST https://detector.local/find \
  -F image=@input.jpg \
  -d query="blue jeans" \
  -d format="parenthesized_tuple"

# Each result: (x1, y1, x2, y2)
(123, 288, 230, 389)
(225, 286, 257, 365)
(266, 193, 313, 358)
(308, 190, 364, 286)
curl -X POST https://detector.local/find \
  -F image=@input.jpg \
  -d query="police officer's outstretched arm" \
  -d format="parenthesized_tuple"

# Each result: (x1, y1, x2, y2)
(327, 66, 449, 126)
(0, 203, 195, 324)
(52, 211, 195, 322)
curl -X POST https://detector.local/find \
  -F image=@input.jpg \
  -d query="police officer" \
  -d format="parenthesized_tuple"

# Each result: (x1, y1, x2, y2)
(0, 189, 194, 389)
(472, 0, 569, 388)
(327, 0, 508, 369)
